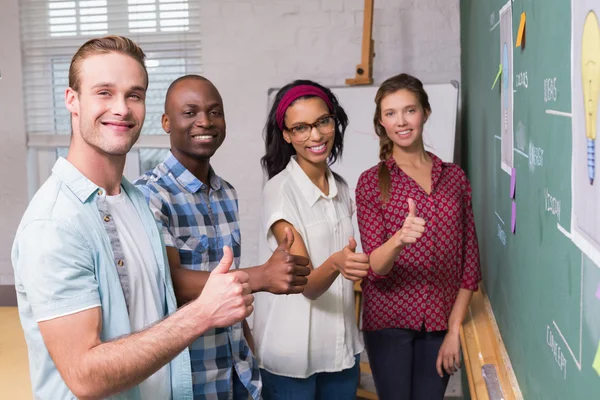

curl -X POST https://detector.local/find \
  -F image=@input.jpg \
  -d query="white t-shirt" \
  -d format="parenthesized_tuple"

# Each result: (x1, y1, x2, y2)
(253, 157, 364, 378)
(106, 191, 171, 399)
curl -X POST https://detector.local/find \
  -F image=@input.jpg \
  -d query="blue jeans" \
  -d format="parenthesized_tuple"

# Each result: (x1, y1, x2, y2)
(260, 355, 360, 400)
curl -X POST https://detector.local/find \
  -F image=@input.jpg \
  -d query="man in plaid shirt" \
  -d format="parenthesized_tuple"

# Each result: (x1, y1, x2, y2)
(135, 75, 310, 399)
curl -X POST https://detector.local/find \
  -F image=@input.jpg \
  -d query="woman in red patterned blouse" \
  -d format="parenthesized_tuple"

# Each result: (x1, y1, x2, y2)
(355, 73, 481, 400)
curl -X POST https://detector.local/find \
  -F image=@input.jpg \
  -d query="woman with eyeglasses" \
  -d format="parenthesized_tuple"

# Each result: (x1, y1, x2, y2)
(252, 80, 367, 399)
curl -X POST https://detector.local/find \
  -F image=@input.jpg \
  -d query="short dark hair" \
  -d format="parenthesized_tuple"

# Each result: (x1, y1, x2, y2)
(164, 75, 210, 112)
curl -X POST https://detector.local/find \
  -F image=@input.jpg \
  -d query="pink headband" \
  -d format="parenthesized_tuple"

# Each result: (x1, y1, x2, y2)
(276, 85, 334, 130)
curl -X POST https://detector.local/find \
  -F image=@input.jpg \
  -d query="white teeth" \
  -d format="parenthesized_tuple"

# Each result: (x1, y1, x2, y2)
(310, 144, 326, 151)
(397, 130, 411, 135)
(192, 135, 213, 140)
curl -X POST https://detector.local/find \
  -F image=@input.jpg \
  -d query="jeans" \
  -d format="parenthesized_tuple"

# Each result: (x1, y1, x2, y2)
(363, 328, 450, 400)
(260, 355, 360, 400)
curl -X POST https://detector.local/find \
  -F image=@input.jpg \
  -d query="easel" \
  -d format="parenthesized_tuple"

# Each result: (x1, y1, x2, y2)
(346, 0, 375, 86)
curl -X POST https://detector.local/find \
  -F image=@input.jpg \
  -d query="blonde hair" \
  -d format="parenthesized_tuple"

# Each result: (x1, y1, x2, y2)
(373, 73, 431, 202)
(69, 35, 148, 92)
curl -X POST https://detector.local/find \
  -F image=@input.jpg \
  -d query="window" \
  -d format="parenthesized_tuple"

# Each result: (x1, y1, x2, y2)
(20, 0, 200, 193)
(49, 0, 108, 37)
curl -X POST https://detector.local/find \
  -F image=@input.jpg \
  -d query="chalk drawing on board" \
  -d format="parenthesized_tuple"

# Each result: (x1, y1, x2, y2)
(500, 1, 514, 176)
(266, 83, 459, 253)
(551, 253, 584, 372)
(571, 1, 600, 269)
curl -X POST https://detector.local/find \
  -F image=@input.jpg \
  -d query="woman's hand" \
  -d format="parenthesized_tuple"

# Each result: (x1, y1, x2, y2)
(332, 237, 370, 281)
(436, 330, 461, 377)
(393, 198, 426, 248)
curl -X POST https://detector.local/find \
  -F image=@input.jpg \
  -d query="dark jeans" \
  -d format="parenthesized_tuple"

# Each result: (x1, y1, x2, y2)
(260, 355, 360, 400)
(364, 328, 450, 400)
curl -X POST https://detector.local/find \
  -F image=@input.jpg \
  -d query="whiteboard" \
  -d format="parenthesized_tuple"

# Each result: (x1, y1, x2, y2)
(266, 81, 460, 251)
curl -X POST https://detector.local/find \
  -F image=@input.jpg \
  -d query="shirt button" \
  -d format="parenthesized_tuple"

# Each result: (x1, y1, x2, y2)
(103, 215, 111, 222)
(117, 259, 124, 267)
(98, 190, 103, 196)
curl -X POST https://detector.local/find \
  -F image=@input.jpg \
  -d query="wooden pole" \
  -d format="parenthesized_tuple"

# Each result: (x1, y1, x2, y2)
(346, 0, 375, 85)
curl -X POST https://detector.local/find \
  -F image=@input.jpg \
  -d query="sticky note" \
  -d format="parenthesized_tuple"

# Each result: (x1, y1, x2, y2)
(511, 201, 516, 233)
(596, 282, 600, 300)
(593, 341, 600, 376)
(510, 167, 516, 199)
(516, 12, 526, 47)
(492, 64, 502, 90)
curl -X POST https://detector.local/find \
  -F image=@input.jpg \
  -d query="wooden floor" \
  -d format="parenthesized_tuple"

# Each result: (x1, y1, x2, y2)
(0, 307, 32, 398)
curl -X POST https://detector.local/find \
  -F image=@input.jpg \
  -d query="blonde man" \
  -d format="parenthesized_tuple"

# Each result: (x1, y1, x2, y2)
(11, 35, 253, 400)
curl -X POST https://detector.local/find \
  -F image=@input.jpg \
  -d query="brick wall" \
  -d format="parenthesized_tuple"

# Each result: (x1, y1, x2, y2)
(201, 0, 461, 266)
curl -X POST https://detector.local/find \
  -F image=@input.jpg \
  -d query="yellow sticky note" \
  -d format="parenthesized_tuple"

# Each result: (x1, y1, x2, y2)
(516, 12, 526, 47)
(593, 340, 600, 376)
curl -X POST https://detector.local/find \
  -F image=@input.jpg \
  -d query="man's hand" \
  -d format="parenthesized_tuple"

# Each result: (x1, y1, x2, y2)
(194, 246, 254, 328)
(332, 237, 370, 281)
(393, 198, 426, 248)
(262, 227, 311, 294)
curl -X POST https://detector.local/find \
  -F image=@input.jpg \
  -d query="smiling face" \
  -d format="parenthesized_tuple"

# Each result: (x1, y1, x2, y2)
(66, 52, 147, 156)
(282, 97, 335, 168)
(163, 78, 226, 163)
(378, 89, 429, 152)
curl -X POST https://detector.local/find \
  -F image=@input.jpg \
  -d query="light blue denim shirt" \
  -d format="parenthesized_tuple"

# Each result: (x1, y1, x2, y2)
(11, 157, 193, 400)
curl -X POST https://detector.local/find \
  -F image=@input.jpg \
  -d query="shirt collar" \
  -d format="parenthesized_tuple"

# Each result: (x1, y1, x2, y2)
(53, 157, 155, 204)
(384, 152, 446, 191)
(287, 156, 338, 207)
(52, 157, 101, 203)
(164, 151, 221, 193)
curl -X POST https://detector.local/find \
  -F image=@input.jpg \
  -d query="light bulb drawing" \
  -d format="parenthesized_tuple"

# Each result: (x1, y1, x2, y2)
(582, 10, 600, 185)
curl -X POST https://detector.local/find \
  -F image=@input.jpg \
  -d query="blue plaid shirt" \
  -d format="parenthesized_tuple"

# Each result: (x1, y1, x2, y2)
(135, 152, 261, 400)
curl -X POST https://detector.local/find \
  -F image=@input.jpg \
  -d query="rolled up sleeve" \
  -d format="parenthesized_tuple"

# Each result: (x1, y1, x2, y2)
(14, 219, 100, 322)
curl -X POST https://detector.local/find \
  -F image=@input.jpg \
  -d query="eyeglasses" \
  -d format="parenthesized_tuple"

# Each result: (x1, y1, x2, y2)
(286, 115, 335, 142)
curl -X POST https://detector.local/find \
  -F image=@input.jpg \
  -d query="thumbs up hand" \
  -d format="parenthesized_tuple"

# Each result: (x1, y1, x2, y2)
(195, 246, 254, 328)
(262, 227, 311, 295)
(332, 237, 370, 282)
(394, 198, 426, 248)
(346, 236, 358, 253)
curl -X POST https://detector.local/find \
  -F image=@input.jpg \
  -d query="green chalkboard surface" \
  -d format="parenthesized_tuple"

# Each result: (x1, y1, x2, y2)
(460, 0, 600, 398)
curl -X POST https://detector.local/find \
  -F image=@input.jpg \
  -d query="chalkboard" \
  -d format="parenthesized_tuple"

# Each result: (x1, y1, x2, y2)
(267, 82, 459, 252)
(461, 0, 600, 398)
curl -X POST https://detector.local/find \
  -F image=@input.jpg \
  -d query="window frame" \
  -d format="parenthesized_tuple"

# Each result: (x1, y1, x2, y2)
(21, 0, 200, 194)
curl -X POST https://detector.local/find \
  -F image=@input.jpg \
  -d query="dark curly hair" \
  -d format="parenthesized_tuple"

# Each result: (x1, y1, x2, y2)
(261, 80, 349, 180)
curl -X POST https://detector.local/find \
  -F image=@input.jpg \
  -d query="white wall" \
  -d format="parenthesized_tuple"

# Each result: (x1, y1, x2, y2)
(0, 0, 460, 279)
(0, 0, 28, 285)
(203, 0, 461, 266)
